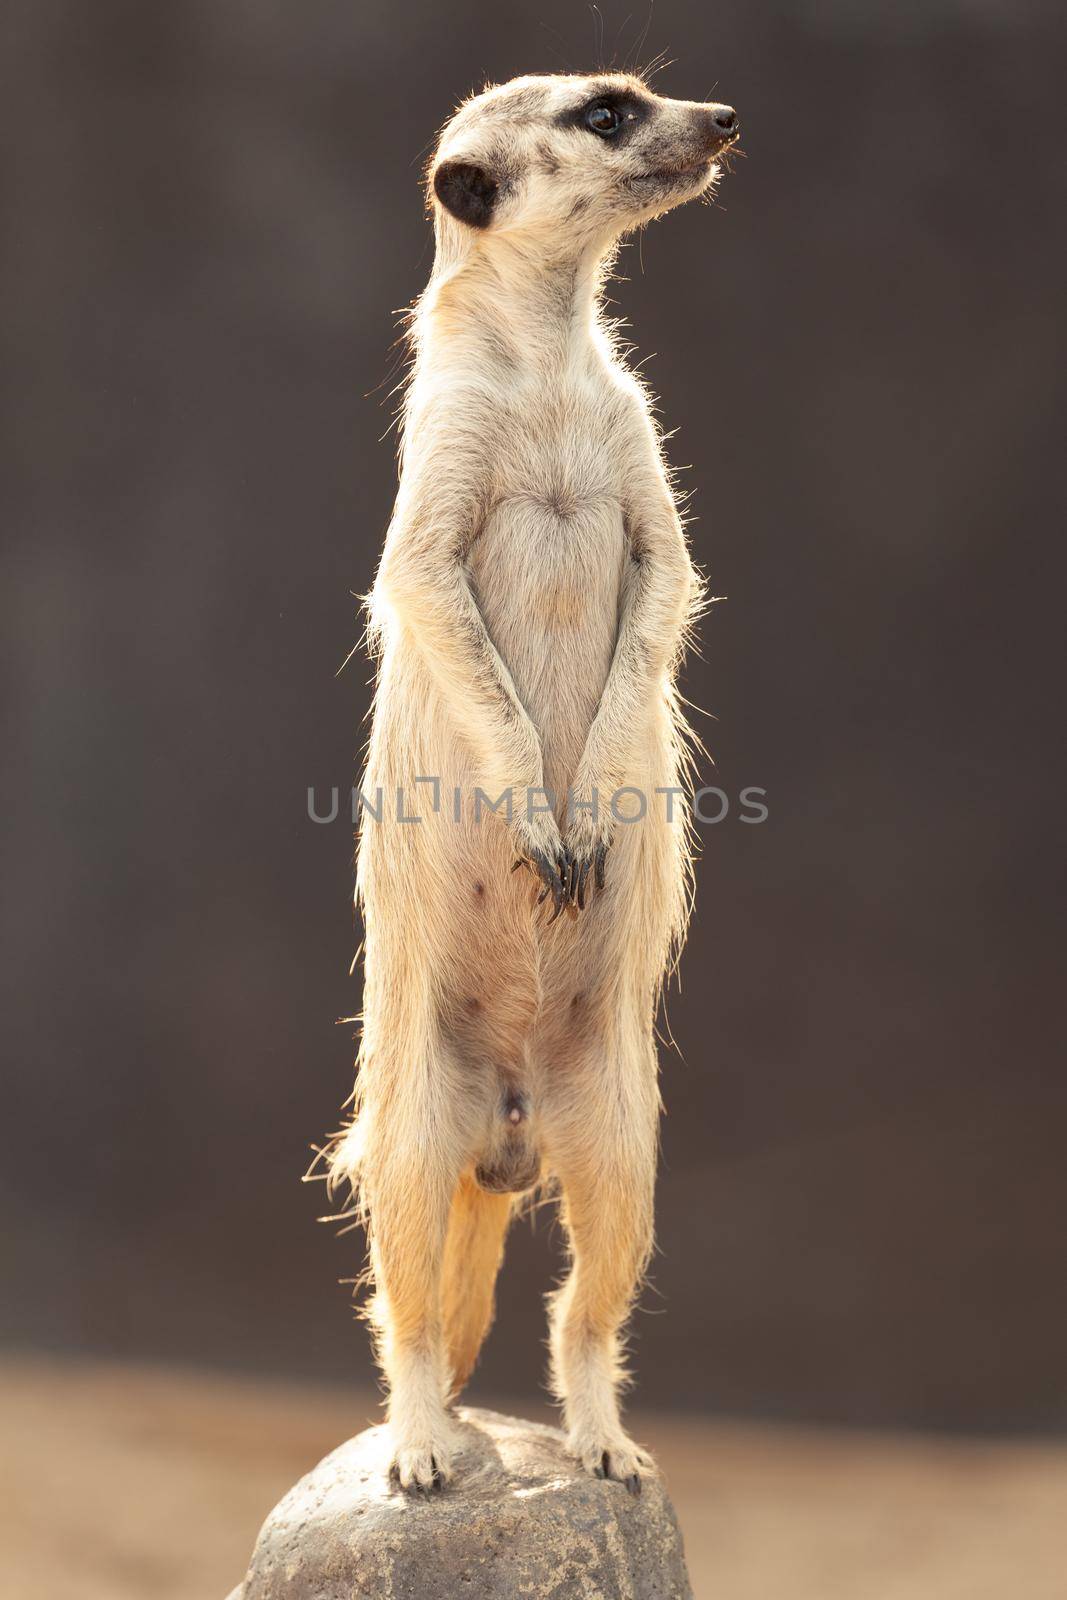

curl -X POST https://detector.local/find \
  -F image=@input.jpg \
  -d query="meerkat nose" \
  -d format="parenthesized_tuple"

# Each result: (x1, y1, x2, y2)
(701, 104, 739, 149)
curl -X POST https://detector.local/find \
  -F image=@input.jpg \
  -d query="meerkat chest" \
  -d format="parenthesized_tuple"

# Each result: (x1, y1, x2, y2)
(496, 387, 625, 515)
(470, 422, 628, 638)
(466, 376, 634, 636)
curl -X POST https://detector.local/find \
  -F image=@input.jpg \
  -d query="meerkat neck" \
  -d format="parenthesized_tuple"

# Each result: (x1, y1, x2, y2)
(419, 242, 613, 375)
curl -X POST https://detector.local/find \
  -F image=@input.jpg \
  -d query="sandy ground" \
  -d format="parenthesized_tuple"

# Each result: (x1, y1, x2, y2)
(2, 1356, 1064, 1600)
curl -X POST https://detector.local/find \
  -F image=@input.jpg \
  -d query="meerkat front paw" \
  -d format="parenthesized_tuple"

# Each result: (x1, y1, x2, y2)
(510, 812, 570, 922)
(567, 1429, 652, 1496)
(561, 810, 614, 910)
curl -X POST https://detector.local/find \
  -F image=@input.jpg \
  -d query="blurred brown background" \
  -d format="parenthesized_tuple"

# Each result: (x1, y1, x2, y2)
(2, 0, 1066, 1484)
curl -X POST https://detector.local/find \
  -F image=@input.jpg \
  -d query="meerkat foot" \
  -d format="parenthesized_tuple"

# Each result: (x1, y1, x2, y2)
(568, 1429, 651, 1493)
(386, 1391, 459, 1495)
(389, 1433, 455, 1494)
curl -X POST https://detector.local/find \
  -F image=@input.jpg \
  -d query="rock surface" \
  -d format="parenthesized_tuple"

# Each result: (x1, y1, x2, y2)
(229, 1407, 693, 1599)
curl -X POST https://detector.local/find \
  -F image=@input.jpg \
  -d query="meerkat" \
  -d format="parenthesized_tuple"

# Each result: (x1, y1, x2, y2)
(327, 71, 739, 1493)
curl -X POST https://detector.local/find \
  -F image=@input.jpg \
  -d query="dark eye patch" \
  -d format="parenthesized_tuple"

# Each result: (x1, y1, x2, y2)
(555, 87, 651, 147)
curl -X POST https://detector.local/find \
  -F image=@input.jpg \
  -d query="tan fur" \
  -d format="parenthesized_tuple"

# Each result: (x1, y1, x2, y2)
(327, 71, 737, 1490)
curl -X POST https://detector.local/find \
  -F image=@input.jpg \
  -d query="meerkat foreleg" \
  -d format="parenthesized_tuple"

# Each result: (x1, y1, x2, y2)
(564, 459, 694, 892)
(375, 453, 569, 899)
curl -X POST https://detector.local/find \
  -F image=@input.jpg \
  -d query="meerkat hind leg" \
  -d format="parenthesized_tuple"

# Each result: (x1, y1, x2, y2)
(546, 1049, 658, 1494)
(362, 1065, 469, 1492)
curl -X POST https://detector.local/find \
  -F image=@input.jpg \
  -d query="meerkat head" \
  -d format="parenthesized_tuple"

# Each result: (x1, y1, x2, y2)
(428, 73, 739, 264)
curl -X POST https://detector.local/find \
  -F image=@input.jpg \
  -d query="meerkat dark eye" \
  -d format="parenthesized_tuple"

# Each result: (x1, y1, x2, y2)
(585, 103, 623, 137)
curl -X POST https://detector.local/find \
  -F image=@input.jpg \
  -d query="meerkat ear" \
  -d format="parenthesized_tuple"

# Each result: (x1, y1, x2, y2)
(433, 160, 499, 229)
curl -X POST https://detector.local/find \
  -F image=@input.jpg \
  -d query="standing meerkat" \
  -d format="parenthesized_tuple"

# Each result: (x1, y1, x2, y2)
(327, 70, 739, 1493)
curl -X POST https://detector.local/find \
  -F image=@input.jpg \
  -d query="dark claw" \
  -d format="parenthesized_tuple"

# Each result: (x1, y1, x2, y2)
(624, 1473, 642, 1498)
(430, 1456, 445, 1492)
(594, 1453, 608, 1479)
(514, 849, 565, 921)
(559, 845, 605, 912)
(529, 849, 564, 922)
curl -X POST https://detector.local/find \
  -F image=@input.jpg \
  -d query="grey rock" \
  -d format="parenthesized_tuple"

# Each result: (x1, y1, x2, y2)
(230, 1407, 693, 1599)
